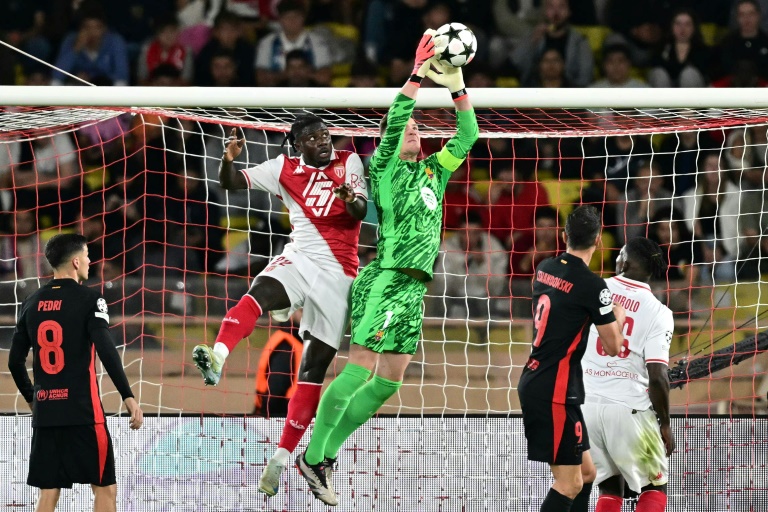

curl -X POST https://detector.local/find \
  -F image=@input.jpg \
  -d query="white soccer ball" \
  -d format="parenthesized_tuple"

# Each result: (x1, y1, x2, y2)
(433, 22, 477, 68)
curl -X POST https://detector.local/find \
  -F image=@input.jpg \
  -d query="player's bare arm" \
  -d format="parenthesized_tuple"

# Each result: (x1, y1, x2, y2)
(596, 303, 625, 356)
(647, 362, 675, 456)
(219, 127, 247, 189)
(333, 182, 367, 220)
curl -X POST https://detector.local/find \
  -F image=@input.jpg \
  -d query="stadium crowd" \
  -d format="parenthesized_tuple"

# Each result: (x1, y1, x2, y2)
(1, 0, 768, 324)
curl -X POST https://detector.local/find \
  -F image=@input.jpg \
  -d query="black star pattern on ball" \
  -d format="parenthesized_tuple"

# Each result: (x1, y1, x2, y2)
(444, 25, 462, 41)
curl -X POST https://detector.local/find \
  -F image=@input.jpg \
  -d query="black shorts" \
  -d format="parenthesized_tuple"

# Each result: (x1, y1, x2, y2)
(28, 424, 116, 489)
(519, 395, 589, 465)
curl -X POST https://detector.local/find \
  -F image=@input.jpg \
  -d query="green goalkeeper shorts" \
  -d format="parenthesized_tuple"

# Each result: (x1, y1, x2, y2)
(350, 258, 427, 355)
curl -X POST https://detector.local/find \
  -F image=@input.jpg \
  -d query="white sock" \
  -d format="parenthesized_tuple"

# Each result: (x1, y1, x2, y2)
(213, 342, 229, 360)
(272, 447, 291, 466)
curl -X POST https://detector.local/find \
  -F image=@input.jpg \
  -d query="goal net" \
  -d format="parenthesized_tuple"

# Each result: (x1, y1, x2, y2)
(0, 87, 766, 511)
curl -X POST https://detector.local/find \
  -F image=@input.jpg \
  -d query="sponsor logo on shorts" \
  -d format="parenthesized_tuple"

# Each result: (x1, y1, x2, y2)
(37, 388, 68, 401)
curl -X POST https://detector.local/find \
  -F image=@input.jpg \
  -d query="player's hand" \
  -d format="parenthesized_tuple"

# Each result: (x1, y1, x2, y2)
(426, 59, 466, 93)
(612, 302, 626, 327)
(333, 183, 357, 203)
(660, 424, 675, 457)
(412, 29, 437, 78)
(223, 128, 245, 163)
(124, 397, 144, 430)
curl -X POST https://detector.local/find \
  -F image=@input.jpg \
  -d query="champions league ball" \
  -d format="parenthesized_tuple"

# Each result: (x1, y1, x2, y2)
(433, 22, 477, 68)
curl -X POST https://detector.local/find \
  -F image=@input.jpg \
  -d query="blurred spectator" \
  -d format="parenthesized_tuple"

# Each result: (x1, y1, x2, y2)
(590, 43, 649, 88)
(0, 0, 51, 77)
(12, 134, 80, 227)
(195, 10, 255, 86)
(166, 164, 224, 273)
(617, 160, 672, 245)
(255, 0, 332, 86)
(711, 56, 768, 86)
(0, 138, 19, 213)
(51, 4, 130, 86)
(724, 125, 768, 171)
(306, 0, 361, 25)
(209, 49, 242, 87)
(443, 173, 486, 230)
(348, 58, 381, 87)
(716, 0, 768, 80)
(103, 0, 175, 60)
(513, 205, 563, 276)
(464, 63, 497, 87)
(432, 210, 508, 319)
(605, 0, 665, 68)
(513, 0, 594, 87)
(682, 152, 740, 277)
(137, 15, 194, 84)
(657, 131, 713, 195)
(648, 8, 710, 88)
(487, 165, 550, 251)
(277, 49, 320, 87)
(649, 209, 704, 310)
(527, 47, 570, 87)
(488, 0, 542, 70)
(177, 0, 223, 28)
(1, 209, 50, 281)
(386, 0, 450, 85)
(362, 0, 395, 64)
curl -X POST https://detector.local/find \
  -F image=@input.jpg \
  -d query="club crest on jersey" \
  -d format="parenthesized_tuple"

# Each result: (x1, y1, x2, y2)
(599, 288, 612, 305)
(334, 163, 344, 178)
(374, 329, 385, 342)
(420, 187, 437, 210)
(424, 166, 434, 180)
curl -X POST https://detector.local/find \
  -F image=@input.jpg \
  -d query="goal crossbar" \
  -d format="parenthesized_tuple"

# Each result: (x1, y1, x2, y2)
(5, 86, 768, 109)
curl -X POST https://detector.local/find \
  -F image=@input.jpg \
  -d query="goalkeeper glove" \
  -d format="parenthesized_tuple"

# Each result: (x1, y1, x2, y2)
(409, 29, 437, 84)
(426, 60, 467, 100)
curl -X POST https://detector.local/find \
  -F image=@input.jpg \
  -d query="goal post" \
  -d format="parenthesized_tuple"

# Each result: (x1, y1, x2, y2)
(0, 86, 766, 511)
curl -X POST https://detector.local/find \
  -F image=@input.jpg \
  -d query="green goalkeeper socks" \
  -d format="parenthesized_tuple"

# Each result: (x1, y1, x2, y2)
(304, 363, 371, 465)
(324, 374, 402, 461)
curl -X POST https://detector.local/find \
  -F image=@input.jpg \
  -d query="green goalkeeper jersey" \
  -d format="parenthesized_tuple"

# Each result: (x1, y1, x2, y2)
(369, 93, 479, 279)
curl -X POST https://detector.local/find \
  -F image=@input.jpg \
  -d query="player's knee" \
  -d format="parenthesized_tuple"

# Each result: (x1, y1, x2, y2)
(91, 483, 117, 500)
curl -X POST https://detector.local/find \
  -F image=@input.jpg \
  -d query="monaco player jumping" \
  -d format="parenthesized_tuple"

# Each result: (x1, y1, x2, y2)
(580, 238, 675, 512)
(191, 115, 367, 497)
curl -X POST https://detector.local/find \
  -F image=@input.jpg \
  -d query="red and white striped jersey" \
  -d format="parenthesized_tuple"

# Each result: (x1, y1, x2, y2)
(583, 276, 674, 410)
(240, 150, 367, 277)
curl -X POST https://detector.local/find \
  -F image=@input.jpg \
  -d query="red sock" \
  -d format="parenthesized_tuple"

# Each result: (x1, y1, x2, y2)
(278, 382, 322, 453)
(215, 294, 262, 352)
(595, 495, 623, 512)
(636, 490, 667, 512)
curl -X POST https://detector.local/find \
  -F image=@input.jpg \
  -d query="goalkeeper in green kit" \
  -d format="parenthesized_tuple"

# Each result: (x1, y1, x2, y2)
(296, 30, 479, 506)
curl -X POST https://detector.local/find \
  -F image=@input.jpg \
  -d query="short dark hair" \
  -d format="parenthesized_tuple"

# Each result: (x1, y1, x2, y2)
(625, 237, 667, 279)
(564, 205, 601, 250)
(277, 0, 305, 16)
(602, 43, 632, 63)
(535, 206, 559, 223)
(45, 233, 88, 270)
(379, 115, 388, 138)
(285, 113, 326, 150)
